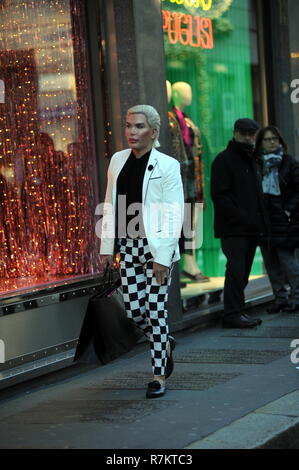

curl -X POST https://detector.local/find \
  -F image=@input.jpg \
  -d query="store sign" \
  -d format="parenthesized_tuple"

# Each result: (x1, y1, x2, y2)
(162, 0, 233, 19)
(161, 0, 212, 10)
(162, 9, 214, 49)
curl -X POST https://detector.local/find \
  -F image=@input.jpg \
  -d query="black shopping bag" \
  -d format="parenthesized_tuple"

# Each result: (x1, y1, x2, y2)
(74, 272, 142, 365)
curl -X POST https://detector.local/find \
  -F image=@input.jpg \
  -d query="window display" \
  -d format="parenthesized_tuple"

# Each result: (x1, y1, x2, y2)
(162, 0, 264, 279)
(0, 0, 100, 296)
(171, 81, 209, 282)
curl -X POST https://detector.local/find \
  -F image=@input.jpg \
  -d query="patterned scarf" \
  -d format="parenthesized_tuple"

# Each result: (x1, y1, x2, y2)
(173, 107, 191, 147)
(261, 146, 283, 196)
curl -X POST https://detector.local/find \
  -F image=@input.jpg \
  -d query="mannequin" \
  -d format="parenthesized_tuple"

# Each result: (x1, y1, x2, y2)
(166, 80, 188, 195)
(172, 81, 209, 282)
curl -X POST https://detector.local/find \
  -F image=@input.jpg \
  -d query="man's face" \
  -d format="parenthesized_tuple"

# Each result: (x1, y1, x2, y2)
(234, 129, 257, 145)
(125, 113, 157, 156)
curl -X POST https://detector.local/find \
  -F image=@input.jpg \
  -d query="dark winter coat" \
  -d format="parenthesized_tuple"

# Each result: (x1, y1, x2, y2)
(211, 140, 267, 238)
(260, 153, 299, 249)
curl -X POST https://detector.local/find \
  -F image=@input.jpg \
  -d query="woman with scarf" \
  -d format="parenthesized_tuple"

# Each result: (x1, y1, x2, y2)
(255, 126, 299, 313)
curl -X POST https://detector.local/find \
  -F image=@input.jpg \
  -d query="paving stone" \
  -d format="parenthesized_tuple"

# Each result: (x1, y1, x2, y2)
(0, 399, 174, 424)
(222, 326, 299, 338)
(255, 391, 299, 417)
(185, 413, 299, 449)
(174, 348, 290, 364)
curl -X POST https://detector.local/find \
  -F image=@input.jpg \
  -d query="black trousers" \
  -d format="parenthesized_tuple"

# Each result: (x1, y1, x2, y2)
(221, 237, 258, 317)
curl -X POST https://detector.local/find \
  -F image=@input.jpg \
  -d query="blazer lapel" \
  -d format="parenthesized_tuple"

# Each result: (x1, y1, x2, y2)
(142, 148, 158, 202)
(115, 149, 131, 174)
(111, 149, 131, 206)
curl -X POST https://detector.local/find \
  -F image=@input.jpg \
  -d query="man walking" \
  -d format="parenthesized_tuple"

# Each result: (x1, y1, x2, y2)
(211, 118, 266, 328)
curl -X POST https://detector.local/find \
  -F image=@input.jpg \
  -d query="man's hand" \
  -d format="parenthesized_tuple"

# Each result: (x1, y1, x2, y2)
(153, 262, 169, 285)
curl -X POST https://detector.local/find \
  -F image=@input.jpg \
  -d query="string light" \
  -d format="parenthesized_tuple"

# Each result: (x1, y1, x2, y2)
(0, 0, 100, 294)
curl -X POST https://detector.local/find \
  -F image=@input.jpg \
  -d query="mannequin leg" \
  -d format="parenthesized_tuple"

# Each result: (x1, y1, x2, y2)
(180, 203, 209, 282)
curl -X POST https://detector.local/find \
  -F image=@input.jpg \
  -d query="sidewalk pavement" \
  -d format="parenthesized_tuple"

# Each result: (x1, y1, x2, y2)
(0, 303, 299, 450)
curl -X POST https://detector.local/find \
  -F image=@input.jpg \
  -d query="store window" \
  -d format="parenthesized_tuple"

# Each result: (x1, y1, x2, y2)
(162, 0, 265, 288)
(0, 0, 100, 296)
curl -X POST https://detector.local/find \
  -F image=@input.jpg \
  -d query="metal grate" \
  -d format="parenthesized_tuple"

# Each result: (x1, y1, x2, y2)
(173, 348, 290, 364)
(0, 399, 172, 424)
(222, 326, 299, 339)
(90, 370, 240, 391)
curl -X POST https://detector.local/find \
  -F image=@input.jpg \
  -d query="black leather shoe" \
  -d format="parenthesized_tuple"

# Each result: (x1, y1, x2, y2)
(267, 302, 288, 314)
(146, 380, 166, 398)
(283, 304, 299, 313)
(242, 313, 262, 325)
(222, 314, 258, 329)
(165, 335, 176, 379)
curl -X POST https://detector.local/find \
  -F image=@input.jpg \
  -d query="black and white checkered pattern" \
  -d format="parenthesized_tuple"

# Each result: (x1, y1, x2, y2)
(118, 237, 172, 377)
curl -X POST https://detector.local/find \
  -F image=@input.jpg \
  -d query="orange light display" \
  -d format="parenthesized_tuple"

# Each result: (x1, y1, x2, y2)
(162, 9, 214, 49)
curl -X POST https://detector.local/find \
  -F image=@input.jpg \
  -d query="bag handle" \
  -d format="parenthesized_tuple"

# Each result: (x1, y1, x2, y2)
(103, 264, 114, 285)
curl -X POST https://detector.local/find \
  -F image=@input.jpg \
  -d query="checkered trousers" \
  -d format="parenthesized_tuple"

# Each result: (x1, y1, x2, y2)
(118, 237, 172, 377)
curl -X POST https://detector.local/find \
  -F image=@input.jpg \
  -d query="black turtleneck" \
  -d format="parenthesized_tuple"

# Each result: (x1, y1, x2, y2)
(116, 150, 151, 237)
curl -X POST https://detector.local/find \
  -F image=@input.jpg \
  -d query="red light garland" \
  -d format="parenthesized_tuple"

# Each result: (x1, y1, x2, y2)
(0, 0, 100, 294)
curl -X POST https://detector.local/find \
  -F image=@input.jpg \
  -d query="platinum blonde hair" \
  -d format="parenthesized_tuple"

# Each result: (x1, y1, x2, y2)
(127, 104, 161, 148)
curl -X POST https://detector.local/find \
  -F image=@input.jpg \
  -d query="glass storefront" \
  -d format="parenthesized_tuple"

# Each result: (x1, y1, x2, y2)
(162, 0, 266, 289)
(0, 0, 100, 297)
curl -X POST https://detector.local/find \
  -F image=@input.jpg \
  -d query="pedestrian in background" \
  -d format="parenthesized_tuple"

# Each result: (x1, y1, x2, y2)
(100, 105, 184, 398)
(255, 125, 299, 313)
(211, 118, 265, 328)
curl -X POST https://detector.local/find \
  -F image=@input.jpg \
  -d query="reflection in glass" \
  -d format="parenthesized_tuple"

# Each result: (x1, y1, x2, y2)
(0, 0, 100, 295)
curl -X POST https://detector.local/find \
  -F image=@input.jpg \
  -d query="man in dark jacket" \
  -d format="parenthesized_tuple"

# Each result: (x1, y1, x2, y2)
(211, 118, 266, 328)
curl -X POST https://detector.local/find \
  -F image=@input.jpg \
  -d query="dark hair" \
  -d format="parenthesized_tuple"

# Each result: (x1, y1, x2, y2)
(255, 125, 288, 153)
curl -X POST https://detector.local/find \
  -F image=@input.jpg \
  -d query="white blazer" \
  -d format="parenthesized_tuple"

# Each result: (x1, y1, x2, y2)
(99, 148, 184, 267)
